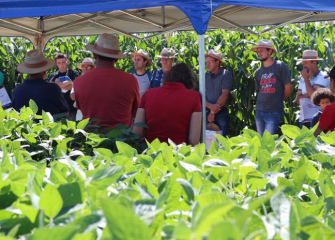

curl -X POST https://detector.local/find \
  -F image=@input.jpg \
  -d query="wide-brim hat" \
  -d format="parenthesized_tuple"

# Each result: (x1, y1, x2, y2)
(297, 50, 323, 63)
(251, 39, 277, 54)
(156, 48, 176, 59)
(17, 49, 55, 74)
(85, 33, 126, 59)
(205, 49, 225, 66)
(131, 49, 152, 67)
(77, 57, 95, 69)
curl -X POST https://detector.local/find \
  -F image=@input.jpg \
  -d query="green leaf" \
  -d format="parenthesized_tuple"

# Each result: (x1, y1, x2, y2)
(89, 166, 124, 189)
(281, 125, 301, 139)
(39, 184, 63, 218)
(29, 100, 38, 114)
(57, 182, 84, 208)
(177, 179, 195, 203)
(50, 123, 62, 138)
(77, 118, 89, 129)
(42, 111, 50, 125)
(100, 198, 152, 240)
(208, 221, 241, 240)
(270, 192, 291, 239)
(116, 141, 137, 158)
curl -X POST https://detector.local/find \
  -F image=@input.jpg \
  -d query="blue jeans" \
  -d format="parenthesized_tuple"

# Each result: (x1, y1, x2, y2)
(255, 110, 282, 136)
(206, 108, 229, 137)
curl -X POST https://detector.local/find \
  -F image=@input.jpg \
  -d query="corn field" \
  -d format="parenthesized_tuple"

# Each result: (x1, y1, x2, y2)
(0, 22, 334, 136)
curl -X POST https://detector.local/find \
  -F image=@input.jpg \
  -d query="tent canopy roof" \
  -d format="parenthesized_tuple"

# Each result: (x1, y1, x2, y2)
(0, 0, 334, 44)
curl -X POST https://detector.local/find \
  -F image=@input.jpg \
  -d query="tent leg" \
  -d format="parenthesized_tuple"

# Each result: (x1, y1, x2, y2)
(198, 34, 206, 144)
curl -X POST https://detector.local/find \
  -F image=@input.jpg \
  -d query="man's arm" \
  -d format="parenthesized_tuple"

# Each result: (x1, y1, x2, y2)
(283, 83, 292, 100)
(314, 127, 323, 137)
(207, 89, 230, 123)
(302, 69, 320, 97)
(295, 90, 309, 105)
(54, 79, 73, 91)
(132, 82, 140, 118)
(132, 108, 146, 138)
(188, 112, 202, 146)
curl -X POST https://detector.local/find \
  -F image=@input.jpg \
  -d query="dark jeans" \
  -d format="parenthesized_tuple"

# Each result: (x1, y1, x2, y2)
(255, 110, 282, 136)
(206, 108, 229, 137)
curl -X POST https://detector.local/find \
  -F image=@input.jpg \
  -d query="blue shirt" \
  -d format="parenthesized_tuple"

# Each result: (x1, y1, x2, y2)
(12, 78, 68, 115)
(150, 68, 164, 88)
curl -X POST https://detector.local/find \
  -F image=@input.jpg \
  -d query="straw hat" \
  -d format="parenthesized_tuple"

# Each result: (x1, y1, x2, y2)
(77, 57, 95, 69)
(251, 39, 277, 54)
(17, 49, 55, 74)
(131, 49, 152, 67)
(85, 33, 126, 59)
(205, 49, 225, 66)
(297, 50, 323, 62)
(156, 48, 176, 59)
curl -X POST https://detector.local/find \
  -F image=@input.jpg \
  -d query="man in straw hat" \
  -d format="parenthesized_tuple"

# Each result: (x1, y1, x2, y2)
(150, 48, 175, 88)
(252, 39, 292, 136)
(295, 50, 329, 129)
(49, 53, 79, 120)
(131, 49, 152, 97)
(71, 57, 95, 101)
(70, 57, 95, 121)
(77, 57, 95, 75)
(205, 49, 233, 137)
(314, 66, 335, 137)
(12, 49, 68, 115)
(74, 33, 140, 128)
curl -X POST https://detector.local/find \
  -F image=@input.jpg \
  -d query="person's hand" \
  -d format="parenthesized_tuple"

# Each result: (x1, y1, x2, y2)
(55, 78, 73, 89)
(207, 112, 215, 122)
(301, 68, 311, 80)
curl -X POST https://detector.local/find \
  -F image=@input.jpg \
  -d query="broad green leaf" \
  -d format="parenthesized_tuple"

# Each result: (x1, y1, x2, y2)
(192, 203, 235, 238)
(208, 221, 241, 240)
(39, 184, 63, 218)
(57, 181, 84, 208)
(261, 131, 275, 153)
(270, 192, 290, 239)
(89, 166, 124, 189)
(29, 100, 38, 114)
(100, 198, 152, 240)
(177, 178, 195, 203)
(77, 118, 89, 129)
(50, 123, 62, 138)
(281, 125, 301, 139)
(116, 141, 137, 158)
(41, 111, 50, 125)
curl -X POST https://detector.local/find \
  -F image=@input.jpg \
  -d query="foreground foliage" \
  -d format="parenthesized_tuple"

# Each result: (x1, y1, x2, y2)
(1, 105, 335, 239)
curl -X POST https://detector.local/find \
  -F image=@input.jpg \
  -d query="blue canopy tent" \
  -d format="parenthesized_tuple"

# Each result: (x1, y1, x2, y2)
(0, 0, 334, 140)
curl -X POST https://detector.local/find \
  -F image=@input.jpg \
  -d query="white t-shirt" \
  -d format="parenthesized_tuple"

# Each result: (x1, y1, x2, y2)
(133, 72, 150, 97)
(298, 71, 329, 122)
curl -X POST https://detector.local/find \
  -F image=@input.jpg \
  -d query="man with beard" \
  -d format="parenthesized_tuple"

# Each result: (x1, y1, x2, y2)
(205, 50, 233, 137)
(295, 50, 329, 129)
(131, 49, 152, 97)
(252, 39, 292, 136)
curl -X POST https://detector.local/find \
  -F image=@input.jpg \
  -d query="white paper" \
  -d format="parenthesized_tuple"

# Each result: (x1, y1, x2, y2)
(0, 87, 11, 107)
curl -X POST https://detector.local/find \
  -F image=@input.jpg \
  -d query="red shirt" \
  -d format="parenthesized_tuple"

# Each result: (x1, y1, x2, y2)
(139, 82, 202, 144)
(74, 68, 140, 128)
(319, 102, 335, 133)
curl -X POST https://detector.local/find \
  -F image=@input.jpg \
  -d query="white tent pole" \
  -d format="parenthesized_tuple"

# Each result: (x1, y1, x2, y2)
(198, 34, 206, 144)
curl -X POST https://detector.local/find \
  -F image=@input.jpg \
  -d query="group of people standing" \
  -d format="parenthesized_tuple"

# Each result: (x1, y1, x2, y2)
(10, 33, 335, 147)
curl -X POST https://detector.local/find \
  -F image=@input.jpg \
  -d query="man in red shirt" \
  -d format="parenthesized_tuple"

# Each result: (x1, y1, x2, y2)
(314, 66, 335, 136)
(74, 33, 140, 128)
